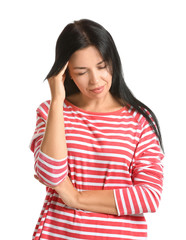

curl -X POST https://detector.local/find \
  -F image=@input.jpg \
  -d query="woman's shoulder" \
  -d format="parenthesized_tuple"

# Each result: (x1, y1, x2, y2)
(36, 99, 71, 120)
(122, 103, 150, 127)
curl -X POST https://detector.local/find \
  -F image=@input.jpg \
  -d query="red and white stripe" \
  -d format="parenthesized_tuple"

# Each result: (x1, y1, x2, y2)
(30, 103, 68, 187)
(29, 99, 164, 239)
(114, 118, 164, 216)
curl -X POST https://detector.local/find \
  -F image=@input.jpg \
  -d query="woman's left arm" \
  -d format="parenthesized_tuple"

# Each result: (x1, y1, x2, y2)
(34, 173, 117, 214)
(54, 177, 118, 215)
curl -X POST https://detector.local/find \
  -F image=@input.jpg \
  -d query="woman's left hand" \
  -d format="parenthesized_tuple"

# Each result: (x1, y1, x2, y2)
(34, 174, 80, 208)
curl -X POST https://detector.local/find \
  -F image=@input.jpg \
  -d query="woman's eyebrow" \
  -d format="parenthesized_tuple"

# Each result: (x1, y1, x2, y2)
(73, 66, 87, 69)
(73, 60, 105, 69)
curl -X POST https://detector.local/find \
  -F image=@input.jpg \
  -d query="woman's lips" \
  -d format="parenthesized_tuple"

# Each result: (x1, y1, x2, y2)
(90, 85, 105, 93)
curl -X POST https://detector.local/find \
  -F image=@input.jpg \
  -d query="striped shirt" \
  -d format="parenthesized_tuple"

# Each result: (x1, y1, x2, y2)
(29, 99, 164, 240)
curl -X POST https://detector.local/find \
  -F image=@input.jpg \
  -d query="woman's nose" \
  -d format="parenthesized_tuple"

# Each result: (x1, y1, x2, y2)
(89, 70, 99, 84)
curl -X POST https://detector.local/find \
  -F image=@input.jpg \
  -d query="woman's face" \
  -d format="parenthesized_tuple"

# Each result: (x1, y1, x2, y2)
(68, 46, 112, 100)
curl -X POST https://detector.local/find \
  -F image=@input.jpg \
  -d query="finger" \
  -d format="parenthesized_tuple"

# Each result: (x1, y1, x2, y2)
(34, 174, 38, 179)
(34, 174, 39, 180)
(62, 61, 69, 72)
(57, 61, 69, 77)
(47, 61, 69, 83)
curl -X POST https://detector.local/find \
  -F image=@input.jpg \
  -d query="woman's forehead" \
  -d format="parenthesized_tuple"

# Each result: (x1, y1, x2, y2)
(69, 46, 103, 66)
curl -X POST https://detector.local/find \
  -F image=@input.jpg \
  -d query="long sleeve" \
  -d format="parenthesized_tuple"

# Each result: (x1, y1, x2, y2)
(29, 101, 68, 187)
(113, 116, 164, 216)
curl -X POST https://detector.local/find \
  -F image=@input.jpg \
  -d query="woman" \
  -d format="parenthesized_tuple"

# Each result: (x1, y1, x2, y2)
(30, 19, 164, 240)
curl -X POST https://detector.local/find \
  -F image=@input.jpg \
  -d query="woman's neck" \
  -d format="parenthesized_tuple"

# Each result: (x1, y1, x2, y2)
(66, 92, 125, 112)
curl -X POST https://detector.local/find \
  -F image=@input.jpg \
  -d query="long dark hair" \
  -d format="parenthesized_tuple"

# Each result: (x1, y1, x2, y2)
(44, 19, 164, 152)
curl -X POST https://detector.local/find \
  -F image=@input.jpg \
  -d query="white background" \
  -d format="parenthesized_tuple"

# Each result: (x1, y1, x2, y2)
(1, 0, 186, 239)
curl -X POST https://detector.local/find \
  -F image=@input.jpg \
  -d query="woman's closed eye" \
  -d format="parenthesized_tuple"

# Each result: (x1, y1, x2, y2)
(77, 71, 87, 76)
(76, 65, 107, 76)
(98, 65, 107, 69)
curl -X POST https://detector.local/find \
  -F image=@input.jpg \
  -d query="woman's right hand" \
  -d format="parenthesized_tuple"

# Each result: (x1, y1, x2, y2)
(48, 61, 69, 101)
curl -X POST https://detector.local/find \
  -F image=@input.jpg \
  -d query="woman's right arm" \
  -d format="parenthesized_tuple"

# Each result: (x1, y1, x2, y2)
(40, 99, 68, 160)
(30, 62, 69, 187)
(41, 61, 69, 159)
